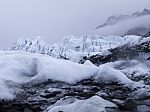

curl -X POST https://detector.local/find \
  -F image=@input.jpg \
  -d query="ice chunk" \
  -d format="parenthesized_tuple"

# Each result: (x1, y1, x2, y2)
(45, 96, 117, 112)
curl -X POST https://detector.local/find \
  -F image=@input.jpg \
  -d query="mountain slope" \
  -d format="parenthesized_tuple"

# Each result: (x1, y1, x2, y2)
(95, 9, 150, 36)
(96, 9, 150, 29)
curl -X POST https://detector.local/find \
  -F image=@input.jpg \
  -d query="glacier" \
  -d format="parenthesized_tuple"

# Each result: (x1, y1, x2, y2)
(10, 35, 140, 62)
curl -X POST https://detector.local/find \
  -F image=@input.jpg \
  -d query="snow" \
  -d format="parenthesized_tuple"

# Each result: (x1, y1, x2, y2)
(97, 63, 148, 88)
(95, 65, 133, 85)
(106, 60, 150, 78)
(9, 34, 150, 63)
(0, 51, 98, 99)
(10, 37, 50, 54)
(123, 35, 141, 45)
(0, 51, 148, 99)
(130, 88, 150, 100)
(31, 55, 98, 84)
(95, 15, 150, 36)
(45, 95, 117, 112)
(101, 50, 112, 56)
(83, 60, 96, 67)
(10, 35, 131, 62)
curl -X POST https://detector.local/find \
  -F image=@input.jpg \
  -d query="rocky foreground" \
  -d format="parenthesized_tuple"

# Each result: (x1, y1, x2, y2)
(0, 78, 150, 112)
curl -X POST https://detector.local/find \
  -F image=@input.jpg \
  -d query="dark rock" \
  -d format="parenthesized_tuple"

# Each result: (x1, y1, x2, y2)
(24, 108, 33, 112)
(119, 99, 137, 111)
(143, 31, 150, 37)
(137, 105, 150, 112)
(0, 78, 147, 112)
(28, 91, 36, 95)
(40, 93, 57, 98)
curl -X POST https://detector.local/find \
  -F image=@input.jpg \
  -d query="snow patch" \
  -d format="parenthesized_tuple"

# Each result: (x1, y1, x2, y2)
(45, 96, 117, 112)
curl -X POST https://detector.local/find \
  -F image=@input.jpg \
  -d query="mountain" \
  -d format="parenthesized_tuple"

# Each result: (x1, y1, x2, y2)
(125, 26, 150, 36)
(96, 9, 150, 29)
(95, 9, 150, 36)
(143, 31, 150, 37)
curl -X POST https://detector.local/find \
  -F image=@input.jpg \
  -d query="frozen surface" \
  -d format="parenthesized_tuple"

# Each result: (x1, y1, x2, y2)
(0, 51, 98, 99)
(95, 65, 133, 85)
(10, 35, 140, 62)
(106, 60, 150, 78)
(0, 51, 148, 99)
(45, 95, 117, 112)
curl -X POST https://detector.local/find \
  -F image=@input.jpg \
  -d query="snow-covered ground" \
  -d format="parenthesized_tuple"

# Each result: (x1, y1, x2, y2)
(0, 51, 148, 100)
(0, 51, 97, 99)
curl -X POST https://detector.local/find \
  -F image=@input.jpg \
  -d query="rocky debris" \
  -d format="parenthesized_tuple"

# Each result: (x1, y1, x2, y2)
(137, 105, 150, 112)
(0, 77, 150, 112)
(129, 88, 150, 100)
(128, 74, 150, 85)
(0, 79, 137, 112)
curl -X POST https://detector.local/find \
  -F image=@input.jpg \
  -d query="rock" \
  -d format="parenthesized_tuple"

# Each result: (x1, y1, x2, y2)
(130, 88, 150, 100)
(119, 99, 137, 111)
(96, 91, 109, 98)
(24, 108, 33, 112)
(28, 90, 36, 95)
(143, 31, 150, 37)
(112, 99, 138, 111)
(137, 105, 150, 112)
(112, 99, 125, 105)
(136, 99, 150, 106)
(40, 92, 58, 98)
(0, 77, 148, 112)
(88, 36, 150, 65)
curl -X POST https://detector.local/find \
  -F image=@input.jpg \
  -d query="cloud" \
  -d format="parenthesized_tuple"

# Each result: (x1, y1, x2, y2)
(94, 15, 150, 36)
(0, 0, 150, 48)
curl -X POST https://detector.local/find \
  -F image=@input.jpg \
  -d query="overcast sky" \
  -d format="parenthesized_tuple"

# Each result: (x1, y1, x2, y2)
(0, 0, 150, 48)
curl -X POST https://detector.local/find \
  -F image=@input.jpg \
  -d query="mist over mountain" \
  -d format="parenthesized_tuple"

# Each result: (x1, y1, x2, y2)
(95, 9, 150, 36)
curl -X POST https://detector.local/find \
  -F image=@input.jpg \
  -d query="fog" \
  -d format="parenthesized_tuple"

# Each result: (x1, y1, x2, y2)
(95, 15, 150, 36)
(0, 0, 150, 48)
